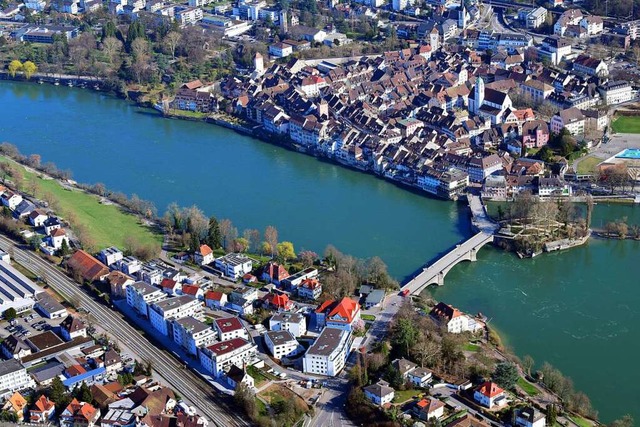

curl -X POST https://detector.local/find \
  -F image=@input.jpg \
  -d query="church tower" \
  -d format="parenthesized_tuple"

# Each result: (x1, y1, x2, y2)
(429, 28, 440, 52)
(279, 10, 288, 33)
(474, 76, 485, 114)
(254, 52, 264, 74)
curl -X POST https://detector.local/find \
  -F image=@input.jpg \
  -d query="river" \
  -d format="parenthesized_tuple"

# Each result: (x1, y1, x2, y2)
(1, 81, 639, 422)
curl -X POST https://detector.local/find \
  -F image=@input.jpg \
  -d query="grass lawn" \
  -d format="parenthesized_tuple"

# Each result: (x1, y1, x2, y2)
(612, 115, 640, 133)
(392, 389, 422, 404)
(361, 314, 376, 321)
(576, 156, 602, 175)
(168, 109, 207, 119)
(516, 377, 540, 396)
(247, 365, 270, 387)
(570, 416, 594, 427)
(484, 201, 509, 221)
(463, 343, 480, 352)
(256, 398, 268, 416)
(2, 156, 162, 250)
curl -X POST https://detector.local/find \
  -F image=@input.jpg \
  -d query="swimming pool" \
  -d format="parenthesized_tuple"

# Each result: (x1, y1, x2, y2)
(615, 148, 640, 159)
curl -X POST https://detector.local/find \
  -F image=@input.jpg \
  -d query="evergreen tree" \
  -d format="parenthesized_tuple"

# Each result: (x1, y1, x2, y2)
(207, 216, 222, 249)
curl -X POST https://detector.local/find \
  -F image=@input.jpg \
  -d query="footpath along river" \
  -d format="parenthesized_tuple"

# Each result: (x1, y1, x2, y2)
(1, 81, 639, 421)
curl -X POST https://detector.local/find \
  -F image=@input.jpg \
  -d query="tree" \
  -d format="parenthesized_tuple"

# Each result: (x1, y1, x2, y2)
(48, 376, 67, 405)
(75, 382, 93, 403)
(492, 362, 519, 390)
(2, 307, 16, 321)
(164, 31, 182, 59)
(413, 333, 440, 368)
(234, 383, 257, 419)
(207, 216, 222, 249)
(233, 237, 249, 252)
(28, 153, 41, 168)
(22, 61, 37, 79)
(608, 415, 635, 427)
(243, 228, 260, 253)
(522, 354, 535, 377)
(58, 239, 71, 257)
(8, 60, 22, 77)
(218, 219, 238, 252)
(276, 241, 296, 262)
(299, 250, 318, 267)
(102, 36, 122, 65)
(546, 404, 558, 426)
(383, 365, 404, 389)
(264, 225, 278, 257)
(391, 317, 418, 357)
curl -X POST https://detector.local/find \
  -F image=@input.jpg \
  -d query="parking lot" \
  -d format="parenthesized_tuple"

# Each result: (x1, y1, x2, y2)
(0, 310, 63, 340)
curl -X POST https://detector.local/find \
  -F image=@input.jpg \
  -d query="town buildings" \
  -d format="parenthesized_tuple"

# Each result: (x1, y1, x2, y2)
(264, 330, 301, 360)
(269, 312, 307, 337)
(199, 338, 258, 378)
(429, 302, 484, 334)
(214, 253, 253, 280)
(302, 327, 352, 376)
(149, 295, 204, 336)
(0, 359, 36, 394)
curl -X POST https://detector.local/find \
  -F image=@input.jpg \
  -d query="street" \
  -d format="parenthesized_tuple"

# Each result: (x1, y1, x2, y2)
(0, 234, 249, 427)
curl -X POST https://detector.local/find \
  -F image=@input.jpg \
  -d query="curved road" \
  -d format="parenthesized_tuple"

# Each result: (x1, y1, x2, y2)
(0, 234, 249, 427)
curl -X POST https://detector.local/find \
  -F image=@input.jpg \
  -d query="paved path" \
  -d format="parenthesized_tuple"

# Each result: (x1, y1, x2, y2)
(0, 235, 248, 427)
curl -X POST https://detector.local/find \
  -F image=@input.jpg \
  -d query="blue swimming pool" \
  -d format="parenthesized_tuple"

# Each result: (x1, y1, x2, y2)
(615, 148, 640, 159)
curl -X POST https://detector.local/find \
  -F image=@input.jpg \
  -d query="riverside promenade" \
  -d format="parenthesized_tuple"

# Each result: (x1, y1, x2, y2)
(402, 193, 499, 295)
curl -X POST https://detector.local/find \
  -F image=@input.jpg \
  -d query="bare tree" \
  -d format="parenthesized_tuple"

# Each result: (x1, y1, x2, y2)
(102, 36, 123, 66)
(264, 225, 278, 257)
(164, 31, 182, 59)
(219, 219, 238, 252)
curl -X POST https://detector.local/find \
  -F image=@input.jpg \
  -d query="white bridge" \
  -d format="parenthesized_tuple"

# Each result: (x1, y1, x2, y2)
(401, 193, 498, 295)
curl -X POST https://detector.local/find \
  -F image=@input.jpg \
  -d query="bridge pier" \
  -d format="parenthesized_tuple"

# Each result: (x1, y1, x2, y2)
(469, 248, 477, 262)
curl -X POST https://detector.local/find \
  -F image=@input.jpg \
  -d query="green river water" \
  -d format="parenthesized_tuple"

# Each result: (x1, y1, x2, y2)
(1, 81, 639, 421)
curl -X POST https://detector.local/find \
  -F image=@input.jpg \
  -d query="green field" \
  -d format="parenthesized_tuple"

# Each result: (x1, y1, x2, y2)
(392, 389, 422, 403)
(576, 156, 602, 175)
(612, 115, 640, 133)
(2, 156, 162, 251)
(516, 377, 539, 396)
(569, 416, 594, 427)
(361, 314, 376, 321)
(463, 343, 480, 352)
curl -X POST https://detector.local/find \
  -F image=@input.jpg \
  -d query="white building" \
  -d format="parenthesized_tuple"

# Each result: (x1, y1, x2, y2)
(0, 359, 36, 393)
(119, 256, 142, 277)
(199, 338, 258, 378)
(149, 295, 204, 336)
(214, 317, 249, 342)
(175, 6, 203, 25)
(302, 327, 352, 377)
(474, 382, 507, 409)
(550, 107, 585, 135)
(363, 380, 395, 406)
(264, 330, 300, 360)
(214, 253, 253, 280)
(126, 281, 166, 318)
(516, 407, 546, 427)
(269, 312, 307, 337)
(194, 244, 214, 266)
(598, 81, 633, 105)
(172, 316, 218, 356)
(522, 7, 547, 29)
(1, 192, 22, 211)
(429, 302, 484, 334)
(98, 247, 124, 267)
(269, 42, 293, 58)
(0, 260, 42, 315)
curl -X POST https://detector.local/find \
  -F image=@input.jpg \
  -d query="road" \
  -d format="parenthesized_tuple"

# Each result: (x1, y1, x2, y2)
(0, 234, 249, 427)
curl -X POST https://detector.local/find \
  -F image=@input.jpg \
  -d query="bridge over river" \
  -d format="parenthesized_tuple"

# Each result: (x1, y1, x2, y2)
(402, 193, 499, 295)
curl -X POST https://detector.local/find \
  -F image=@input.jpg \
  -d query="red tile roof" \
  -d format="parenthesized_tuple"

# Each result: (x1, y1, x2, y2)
(51, 228, 66, 237)
(316, 297, 360, 324)
(199, 244, 213, 256)
(66, 364, 87, 377)
(67, 250, 109, 282)
(181, 284, 200, 296)
(205, 291, 225, 301)
(206, 337, 250, 356)
(161, 278, 178, 289)
(32, 395, 55, 413)
(477, 381, 504, 398)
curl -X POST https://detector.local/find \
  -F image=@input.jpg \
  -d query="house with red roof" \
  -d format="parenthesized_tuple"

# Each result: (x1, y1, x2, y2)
(181, 284, 204, 300)
(473, 381, 507, 409)
(260, 262, 290, 285)
(412, 398, 445, 420)
(30, 395, 55, 423)
(429, 302, 483, 334)
(194, 244, 214, 266)
(160, 278, 182, 296)
(60, 398, 100, 427)
(61, 315, 87, 341)
(67, 250, 109, 282)
(298, 278, 322, 300)
(262, 292, 294, 312)
(204, 291, 227, 309)
(214, 317, 248, 342)
(242, 273, 257, 284)
(315, 297, 361, 331)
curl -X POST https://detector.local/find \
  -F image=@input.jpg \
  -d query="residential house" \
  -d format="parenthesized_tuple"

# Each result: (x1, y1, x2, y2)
(269, 42, 293, 58)
(413, 398, 445, 420)
(226, 365, 255, 390)
(302, 327, 352, 376)
(550, 107, 585, 135)
(269, 312, 307, 337)
(28, 210, 48, 227)
(516, 406, 547, 427)
(363, 380, 395, 406)
(160, 278, 182, 296)
(408, 367, 433, 388)
(364, 289, 385, 309)
(522, 120, 550, 149)
(519, 80, 554, 103)
(60, 315, 87, 341)
(1, 335, 32, 360)
(30, 395, 55, 424)
(60, 398, 100, 427)
(181, 284, 204, 300)
(538, 176, 572, 197)
(391, 358, 417, 379)
(103, 349, 122, 375)
(48, 228, 69, 250)
(194, 244, 214, 266)
(264, 330, 301, 360)
(315, 297, 361, 331)
(474, 381, 507, 409)
(1, 191, 22, 210)
(481, 175, 508, 200)
(119, 256, 142, 277)
(13, 200, 36, 218)
(204, 291, 227, 309)
(43, 217, 62, 236)
(262, 292, 294, 311)
(106, 271, 135, 298)
(199, 338, 258, 378)
(598, 80, 633, 105)
(98, 247, 124, 267)
(214, 253, 253, 280)
(2, 392, 27, 422)
(67, 250, 110, 282)
(429, 302, 484, 333)
(260, 262, 290, 285)
(298, 278, 322, 300)
(572, 54, 608, 77)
